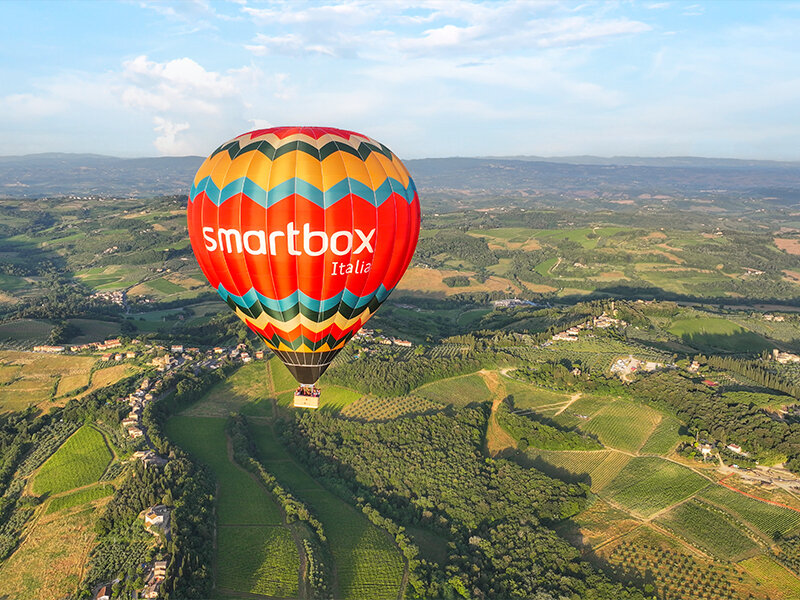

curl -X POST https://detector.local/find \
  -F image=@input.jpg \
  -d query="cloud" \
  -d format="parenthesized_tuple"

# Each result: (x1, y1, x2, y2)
(152, 117, 191, 155)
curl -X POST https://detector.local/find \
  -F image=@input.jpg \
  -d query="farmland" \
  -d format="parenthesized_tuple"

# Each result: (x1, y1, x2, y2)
(248, 423, 405, 600)
(31, 425, 112, 496)
(602, 457, 709, 517)
(414, 372, 492, 406)
(180, 362, 272, 417)
(340, 395, 441, 421)
(640, 416, 684, 455)
(525, 448, 631, 490)
(216, 527, 299, 598)
(0, 501, 108, 600)
(164, 416, 282, 525)
(740, 556, 800, 600)
(580, 400, 663, 453)
(657, 499, 761, 561)
(699, 485, 800, 539)
(45, 484, 115, 514)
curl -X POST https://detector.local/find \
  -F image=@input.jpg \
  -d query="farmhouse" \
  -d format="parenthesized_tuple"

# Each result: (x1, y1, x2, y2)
(128, 426, 144, 439)
(143, 504, 172, 530)
(773, 348, 800, 364)
(33, 345, 65, 353)
(94, 584, 111, 600)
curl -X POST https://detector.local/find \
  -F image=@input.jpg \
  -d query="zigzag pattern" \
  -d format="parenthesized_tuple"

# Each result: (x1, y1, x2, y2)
(217, 283, 391, 313)
(211, 136, 394, 163)
(190, 175, 416, 209)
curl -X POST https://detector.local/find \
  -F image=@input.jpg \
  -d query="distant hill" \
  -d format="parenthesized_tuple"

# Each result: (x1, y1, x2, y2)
(1, 152, 799, 207)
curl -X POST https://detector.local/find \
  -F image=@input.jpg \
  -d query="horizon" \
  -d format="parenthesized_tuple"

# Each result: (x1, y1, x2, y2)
(1, 1, 799, 160)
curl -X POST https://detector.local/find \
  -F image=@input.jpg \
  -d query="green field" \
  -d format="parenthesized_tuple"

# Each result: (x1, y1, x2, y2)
(340, 396, 441, 421)
(639, 417, 684, 455)
(525, 448, 631, 491)
(668, 317, 772, 352)
(248, 423, 405, 600)
(603, 457, 709, 517)
(216, 526, 299, 598)
(500, 377, 573, 410)
(0, 319, 53, 344)
(276, 384, 362, 411)
(181, 362, 272, 417)
(66, 318, 121, 343)
(581, 400, 662, 453)
(415, 372, 492, 406)
(31, 426, 112, 496)
(164, 416, 282, 525)
(45, 484, 114, 514)
(145, 278, 186, 295)
(657, 499, 760, 561)
(700, 485, 800, 539)
(270, 358, 298, 393)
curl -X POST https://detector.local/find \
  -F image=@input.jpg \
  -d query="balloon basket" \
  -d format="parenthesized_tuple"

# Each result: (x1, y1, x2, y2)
(293, 384, 320, 409)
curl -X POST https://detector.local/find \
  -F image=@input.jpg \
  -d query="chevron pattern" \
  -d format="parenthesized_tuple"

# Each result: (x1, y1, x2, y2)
(187, 126, 421, 384)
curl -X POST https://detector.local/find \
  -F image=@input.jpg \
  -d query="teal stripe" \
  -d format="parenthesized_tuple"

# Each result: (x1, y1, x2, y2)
(217, 283, 391, 312)
(190, 176, 417, 209)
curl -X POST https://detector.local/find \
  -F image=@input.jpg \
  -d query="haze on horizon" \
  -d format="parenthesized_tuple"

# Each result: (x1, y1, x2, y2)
(1, 0, 798, 161)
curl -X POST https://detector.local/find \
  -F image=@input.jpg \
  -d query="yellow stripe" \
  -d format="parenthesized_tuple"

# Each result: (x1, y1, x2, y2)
(194, 151, 230, 186)
(237, 306, 373, 335)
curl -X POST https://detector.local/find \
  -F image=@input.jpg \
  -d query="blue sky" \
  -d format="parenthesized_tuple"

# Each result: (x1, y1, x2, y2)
(1, 0, 798, 159)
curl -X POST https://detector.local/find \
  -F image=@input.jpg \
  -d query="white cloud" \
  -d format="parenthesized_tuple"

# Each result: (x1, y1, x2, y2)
(153, 116, 191, 155)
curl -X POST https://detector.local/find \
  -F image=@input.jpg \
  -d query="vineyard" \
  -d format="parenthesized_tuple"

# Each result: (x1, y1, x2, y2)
(302, 489, 405, 600)
(45, 484, 114, 514)
(248, 423, 405, 600)
(429, 344, 471, 359)
(216, 526, 299, 598)
(607, 538, 752, 600)
(581, 400, 663, 453)
(340, 396, 441, 421)
(603, 457, 710, 517)
(740, 555, 800, 600)
(31, 425, 112, 496)
(500, 377, 573, 410)
(640, 417, 685, 455)
(524, 449, 631, 491)
(414, 372, 492, 406)
(699, 485, 800, 539)
(657, 499, 761, 561)
(165, 416, 282, 525)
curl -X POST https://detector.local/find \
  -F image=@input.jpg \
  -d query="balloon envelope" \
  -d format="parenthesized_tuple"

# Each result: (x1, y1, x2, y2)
(187, 127, 421, 384)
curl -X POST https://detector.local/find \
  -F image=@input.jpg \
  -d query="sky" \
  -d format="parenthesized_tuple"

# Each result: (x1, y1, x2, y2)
(1, 0, 799, 160)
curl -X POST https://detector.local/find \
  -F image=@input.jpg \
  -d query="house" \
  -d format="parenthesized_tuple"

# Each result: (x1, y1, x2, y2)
(699, 443, 714, 456)
(94, 584, 112, 600)
(140, 378, 151, 389)
(128, 427, 144, 438)
(144, 504, 171, 529)
(33, 345, 65, 353)
(170, 344, 183, 353)
(727, 444, 745, 454)
(153, 560, 167, 579)
(393, 339, 412, 347)
(101, 353, 112, 361)
(114, 353, 123, 361)
(126, 351, 136, 358)
(255, 350, 264, 359)
(213, 347, 224, 354)
(122, 417, 138, 428)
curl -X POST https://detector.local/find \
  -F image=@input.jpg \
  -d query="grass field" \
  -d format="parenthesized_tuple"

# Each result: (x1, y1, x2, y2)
(66, 318, 121, 343)
(216, 526, 299, 598)
(500, 377, 573, 410)
(415, 372, 492, 406)
(276, 384, 362, 411)
(0, 501, 108, 600)
(668, 316, 772, 352)
(0, 378, 53, 412)
(31, 425, 112, 496)
(181, 362, 272, 417)
(0, 318, 52, 344)
(603, 457, 709, 517)
(56, 372, 90, 396)
(657, 499, 761, 561)
(581, 400, 662, 453)
(740, 556, 800, 600)
(700, 485, 800, 539)
(248, 423, 405, 600)
(145, 277, 186, 295)
(45, 484, 114, 514)
(270, 358, 298, 393)
(164, 416, 282, 525)
(89, 364, 136, 389)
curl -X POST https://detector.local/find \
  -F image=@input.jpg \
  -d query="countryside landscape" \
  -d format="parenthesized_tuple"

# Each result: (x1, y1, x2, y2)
(2, 153, 800, 600)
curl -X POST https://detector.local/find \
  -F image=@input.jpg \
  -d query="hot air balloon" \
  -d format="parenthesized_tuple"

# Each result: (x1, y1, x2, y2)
(187, 127, 421, 407)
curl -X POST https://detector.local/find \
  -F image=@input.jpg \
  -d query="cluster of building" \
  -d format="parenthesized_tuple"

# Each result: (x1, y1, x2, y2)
(549, 311, 628, 343)
(610, 355, 664, 381)
(771, 348, 800, 364)
(764, 314, 786, 322)
(491, 298, 539, 308)
(91, 289, 125, 306)
(69, 338, 124, 353)
(121, 378, 156, 439)
(352, 328, 412, 347)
